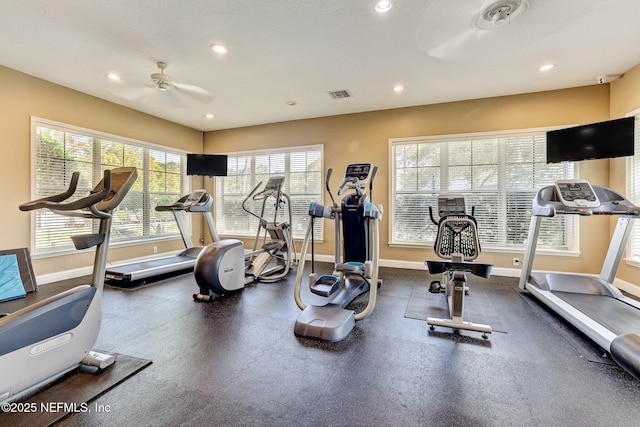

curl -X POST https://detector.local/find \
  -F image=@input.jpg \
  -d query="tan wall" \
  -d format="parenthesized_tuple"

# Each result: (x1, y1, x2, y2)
(5, 59, 639, 285)
(609, 62, 640, 285)
(204, 85, 614, 275)
(0, 65, 202, 276)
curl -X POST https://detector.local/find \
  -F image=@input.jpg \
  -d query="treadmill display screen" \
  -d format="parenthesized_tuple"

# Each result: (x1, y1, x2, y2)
(556, 182, 596, 201)
(554, 180, 601, 208)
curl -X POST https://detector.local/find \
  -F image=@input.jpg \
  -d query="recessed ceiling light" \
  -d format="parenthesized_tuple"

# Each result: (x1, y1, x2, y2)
(106, 73, 121, 81)
(538, 63, 555, 72)
(375, 0, 393, 13)
(393, 84, 405, 92)
(205, 113, 214, 119)
(210, 44, 228, 54)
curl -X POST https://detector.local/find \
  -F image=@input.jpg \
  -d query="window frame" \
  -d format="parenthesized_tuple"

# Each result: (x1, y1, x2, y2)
(625, 109, 640, 267)
(389, 127, 578, 255)
(214, 144, 324, 242)
(30, 116, 190, 258)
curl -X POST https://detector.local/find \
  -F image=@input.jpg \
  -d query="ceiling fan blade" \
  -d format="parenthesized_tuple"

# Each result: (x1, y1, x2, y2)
(108, 83, 156, 102)
(171, 83, 214, 106)
(416, 0, 487, 60)
(146, 83, 213, 108)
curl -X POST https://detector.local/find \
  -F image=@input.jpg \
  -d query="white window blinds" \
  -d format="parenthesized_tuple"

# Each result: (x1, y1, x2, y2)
(215, 145, 323, 240)
(627, 113, 640, 263)
(391, 130, 575, 252)
(32, 118, 187, 256)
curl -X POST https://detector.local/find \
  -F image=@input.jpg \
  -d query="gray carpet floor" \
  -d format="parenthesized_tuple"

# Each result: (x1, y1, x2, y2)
(3, 264, 640, 426)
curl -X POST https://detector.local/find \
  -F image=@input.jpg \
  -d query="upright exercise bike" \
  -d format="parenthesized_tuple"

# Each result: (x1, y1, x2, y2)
(425, 194, 493, 338)
(0, 167, 137, 402)
(294, 163, 383, 342)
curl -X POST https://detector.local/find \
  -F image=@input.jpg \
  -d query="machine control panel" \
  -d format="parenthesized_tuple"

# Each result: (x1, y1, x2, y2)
(261, 176, 285, 197)
(555, 180, 601, 208)
(345, 163, 372, 183)
(437, 194, 467, 217)
(183, 189, 209, 207)
(337, 163, 374, 196)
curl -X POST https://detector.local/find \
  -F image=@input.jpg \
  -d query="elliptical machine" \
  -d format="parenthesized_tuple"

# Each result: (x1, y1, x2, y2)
(193, 176, 296, 301)
(425, 194, 493, 338)
(242, 176, 296, 283)
(294, 163, 383, 342)
(0, 167, 137, 402)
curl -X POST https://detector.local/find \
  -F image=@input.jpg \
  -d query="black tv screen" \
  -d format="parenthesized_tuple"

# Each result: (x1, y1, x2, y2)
(546, 117, 635, 163)
(187, 154, 228, 176)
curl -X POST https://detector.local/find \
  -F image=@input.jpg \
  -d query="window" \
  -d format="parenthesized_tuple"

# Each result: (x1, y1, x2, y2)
(32, 117, 188, 256)
(215, 145, 323, 240)
(627, 111, 640, 265)
(391, 129, 575, 252)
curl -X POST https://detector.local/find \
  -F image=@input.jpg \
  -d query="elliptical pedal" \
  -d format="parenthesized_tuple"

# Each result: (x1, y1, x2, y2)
(310, 275, 340, 297)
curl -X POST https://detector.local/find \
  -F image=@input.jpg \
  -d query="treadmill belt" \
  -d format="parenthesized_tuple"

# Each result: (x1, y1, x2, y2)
(552, 291, 640, 336)
(108, 256, 193, 274)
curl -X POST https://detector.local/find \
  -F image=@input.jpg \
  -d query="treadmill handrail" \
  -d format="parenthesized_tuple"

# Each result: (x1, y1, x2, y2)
(19, 170, 112, 216)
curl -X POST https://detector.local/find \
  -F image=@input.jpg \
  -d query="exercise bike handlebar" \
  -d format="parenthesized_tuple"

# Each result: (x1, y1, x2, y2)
(19, 170, 113, 218)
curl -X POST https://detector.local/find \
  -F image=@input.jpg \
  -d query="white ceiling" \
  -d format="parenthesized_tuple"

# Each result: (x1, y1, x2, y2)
(2, 0, 640, 132)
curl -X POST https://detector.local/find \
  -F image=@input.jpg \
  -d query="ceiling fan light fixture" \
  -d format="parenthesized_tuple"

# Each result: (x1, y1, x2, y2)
(491, 6, 511, 26)
(374, 0, 393, 13)
(210, 43, 228, 54)
(476, 0, 528, 30)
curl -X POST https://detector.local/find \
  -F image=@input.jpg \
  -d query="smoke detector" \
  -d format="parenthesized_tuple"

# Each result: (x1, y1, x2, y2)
(476, 0, 529, 29)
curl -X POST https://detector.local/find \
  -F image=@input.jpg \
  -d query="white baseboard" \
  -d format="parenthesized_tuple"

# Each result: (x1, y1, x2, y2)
(300, 254, 523, 277)
(38, 251, 637, 299)
(36, 251, 182, 285)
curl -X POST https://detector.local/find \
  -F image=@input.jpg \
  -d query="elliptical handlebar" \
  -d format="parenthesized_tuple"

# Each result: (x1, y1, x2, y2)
(369, 166, 378, 202)
(326, 168, 337, 207)
(337, 177, 358, 196)
(19, 170, 114, 218)
(242, 181, 266, 220)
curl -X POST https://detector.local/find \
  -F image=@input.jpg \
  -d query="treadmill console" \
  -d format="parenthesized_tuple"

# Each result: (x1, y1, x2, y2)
(183, 190, 209, 207)
(555, 180, 601, 208)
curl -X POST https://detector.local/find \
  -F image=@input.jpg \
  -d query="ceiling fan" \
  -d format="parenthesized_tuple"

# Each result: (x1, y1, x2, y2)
(416, 0, 531, 60)
(109, 61, 213, 107)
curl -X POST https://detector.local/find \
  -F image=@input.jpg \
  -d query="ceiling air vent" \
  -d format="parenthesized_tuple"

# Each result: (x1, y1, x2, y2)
(328, 89, 352, 99)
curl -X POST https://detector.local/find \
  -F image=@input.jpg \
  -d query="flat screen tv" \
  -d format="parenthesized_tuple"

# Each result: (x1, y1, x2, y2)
(186, 154, 228, 176)
(546, 117, 635, 163)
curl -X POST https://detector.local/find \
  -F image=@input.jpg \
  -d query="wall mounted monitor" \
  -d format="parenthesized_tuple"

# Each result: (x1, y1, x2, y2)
(186, 154, 228, 176)
(546, 117, 635, 163)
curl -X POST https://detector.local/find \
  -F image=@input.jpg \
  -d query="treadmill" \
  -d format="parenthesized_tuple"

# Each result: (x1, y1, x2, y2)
(519, 179, 640, 379)
(105, 189, 219, 282)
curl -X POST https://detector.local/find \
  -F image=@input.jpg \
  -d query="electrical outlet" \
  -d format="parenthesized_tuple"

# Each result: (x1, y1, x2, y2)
(513, 257, 520, 266)
(153, 246, 158, 254)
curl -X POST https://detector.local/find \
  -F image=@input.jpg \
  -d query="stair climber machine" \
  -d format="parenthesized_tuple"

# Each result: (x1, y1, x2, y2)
(0, 167, 138, 402)
(425, 194, 493, 338)
(519, 179, 640, 379)
(193, 176, 296, 302)
(293, 163, 383, 342)
(105, 189, 220, 282)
